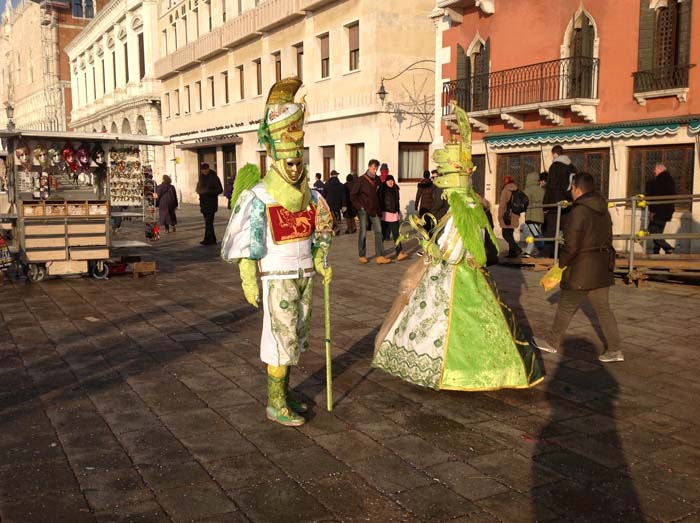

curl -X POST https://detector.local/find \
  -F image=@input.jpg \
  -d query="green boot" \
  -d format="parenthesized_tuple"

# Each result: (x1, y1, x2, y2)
(266, 365, 305, 427)
(283, 367, 308, 413)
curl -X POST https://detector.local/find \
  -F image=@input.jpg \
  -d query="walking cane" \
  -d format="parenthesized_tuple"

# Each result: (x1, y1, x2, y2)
(318, 231, 333, 411)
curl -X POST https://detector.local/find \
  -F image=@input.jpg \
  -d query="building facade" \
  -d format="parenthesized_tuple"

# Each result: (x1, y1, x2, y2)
(155, 0, 436, 205)
(434, 0, 700, 252)
(65, 0, 164, 176)
(0, 0, 108, 132)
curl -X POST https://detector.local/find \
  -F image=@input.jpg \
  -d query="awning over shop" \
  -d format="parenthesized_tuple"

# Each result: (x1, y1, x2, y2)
(688, 120, 700, 134)
(485, 122, 681, 148)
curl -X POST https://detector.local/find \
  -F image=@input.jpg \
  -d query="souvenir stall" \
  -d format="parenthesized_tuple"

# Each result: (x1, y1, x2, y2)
(0, 131, 168, 282)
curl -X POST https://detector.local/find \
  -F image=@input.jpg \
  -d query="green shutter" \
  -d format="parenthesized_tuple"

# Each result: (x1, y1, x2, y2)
(457, 44, 467, 80)
(638, 0, 656, 72)
(677, 0, 692, 66)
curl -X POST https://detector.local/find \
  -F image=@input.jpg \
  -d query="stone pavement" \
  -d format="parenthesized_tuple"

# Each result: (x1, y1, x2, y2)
(1, 204, 699, 523)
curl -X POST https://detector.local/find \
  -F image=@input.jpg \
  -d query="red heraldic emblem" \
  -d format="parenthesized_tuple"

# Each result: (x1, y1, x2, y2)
(266, 204, 316, 244)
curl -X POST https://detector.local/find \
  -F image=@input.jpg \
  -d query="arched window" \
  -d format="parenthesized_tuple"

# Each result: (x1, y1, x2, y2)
(568, 11, 596, 98)
(110, 121, 118, 133)
(121, 118, 132, 134)
(455, 44, 471, 111)
(655, 1, 680, 69)
(471, 39, 490, 111)
(135, 115, 147, 135)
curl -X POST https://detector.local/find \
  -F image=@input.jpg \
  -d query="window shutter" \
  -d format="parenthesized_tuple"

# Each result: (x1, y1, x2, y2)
(456, 44, 467, 79)
(321, 35, 329, 60)
(349, 24, 359, 51)
(637, 0, 656, 72)
(677, 0, 692, 65)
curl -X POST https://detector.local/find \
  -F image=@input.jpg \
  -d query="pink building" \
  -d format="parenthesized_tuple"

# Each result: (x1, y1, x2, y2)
(432, 0, 700, 251)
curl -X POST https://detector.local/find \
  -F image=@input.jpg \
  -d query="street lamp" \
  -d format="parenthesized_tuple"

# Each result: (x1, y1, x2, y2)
(376, 59, 435, 107)
(4, 102, 15, 132)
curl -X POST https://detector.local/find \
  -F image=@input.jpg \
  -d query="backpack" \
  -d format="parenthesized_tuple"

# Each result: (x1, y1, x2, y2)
(508, 189, 529, 215)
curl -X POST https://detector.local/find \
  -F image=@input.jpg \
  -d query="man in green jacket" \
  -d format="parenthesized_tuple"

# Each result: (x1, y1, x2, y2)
(532, 172, 623, 363)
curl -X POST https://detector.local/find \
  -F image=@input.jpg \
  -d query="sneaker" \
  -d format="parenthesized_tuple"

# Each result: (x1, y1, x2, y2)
(598, 351, 624, 363)
(531, 336, 558, 354)
(358, 257, 369, 264)
(397, 252, 409, 261)
(664, 247, 675, 255)
(375, 256, 393, 265)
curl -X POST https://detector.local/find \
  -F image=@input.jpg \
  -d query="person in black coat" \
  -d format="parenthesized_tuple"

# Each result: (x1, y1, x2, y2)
(155, 175, 178, 232)
(324, 170, 346, 233)
(196, 163, 223, 245)
(645, 163, 676, 254)
(542, 145, 577, 257)
(344, 174, 357, 234)
(379, 175, 407, 260)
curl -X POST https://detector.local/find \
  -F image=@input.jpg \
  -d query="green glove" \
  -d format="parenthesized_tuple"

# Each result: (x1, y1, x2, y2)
(238, 258, 259, 308)
(313, 249, 333, 284)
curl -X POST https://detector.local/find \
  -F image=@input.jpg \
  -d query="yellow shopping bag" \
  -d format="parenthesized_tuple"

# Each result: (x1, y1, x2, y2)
(540, 263, 566, 292)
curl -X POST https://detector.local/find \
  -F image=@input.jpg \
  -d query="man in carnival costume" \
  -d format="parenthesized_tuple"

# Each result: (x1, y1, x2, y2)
(372, 102, 544, 391)
(221, 78, 334, 427)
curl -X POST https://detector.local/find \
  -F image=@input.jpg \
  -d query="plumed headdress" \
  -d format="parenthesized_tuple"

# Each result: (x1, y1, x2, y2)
(257, 78, 305, 161)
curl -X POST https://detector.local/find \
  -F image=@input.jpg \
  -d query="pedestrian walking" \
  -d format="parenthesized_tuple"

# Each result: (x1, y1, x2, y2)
(379, 163, 391, 240)
(324, 170, 345, 234)
(350, 159, 391, 264)
(155, 175, 178, 233)
(344, 174, 357, 233)
(498, 175, 522, 258)
(415, 170, 435, 232)
(313, 172, 326, 197)
(196, 163, 223, 245)
(542, 145, 576, 257)
(645, 163, 676, 254)
(379, 175, 407, 261)
(533, 172, 623, 363)
(521, 171, 545, 257)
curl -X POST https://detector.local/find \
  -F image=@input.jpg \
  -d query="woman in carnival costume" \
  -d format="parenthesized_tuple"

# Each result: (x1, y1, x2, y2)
(221, 78, 334, 427)
(372, 103, 544, 391)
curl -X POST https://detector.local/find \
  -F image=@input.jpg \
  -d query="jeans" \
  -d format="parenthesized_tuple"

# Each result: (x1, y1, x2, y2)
(357, 210, 384, 258)
(548, 287, 621, 352)
(648, 220, 673, 254)
(203, 211, 216, 243)
(386, 221, 402, 253)
(521, 222, 543, 254)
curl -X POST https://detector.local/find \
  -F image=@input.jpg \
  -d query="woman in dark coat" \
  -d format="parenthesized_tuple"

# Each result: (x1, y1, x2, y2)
(155, 175, 178, 232)
(379, 175, 407, 260)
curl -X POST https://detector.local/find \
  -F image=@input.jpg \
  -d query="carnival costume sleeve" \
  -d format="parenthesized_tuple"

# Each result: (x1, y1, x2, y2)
(221, 187, 267, 308)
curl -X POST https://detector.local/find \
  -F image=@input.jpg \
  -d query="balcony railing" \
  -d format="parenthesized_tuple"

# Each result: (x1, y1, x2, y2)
(442, 56, 599, 116)
(633, 64, 694, 93)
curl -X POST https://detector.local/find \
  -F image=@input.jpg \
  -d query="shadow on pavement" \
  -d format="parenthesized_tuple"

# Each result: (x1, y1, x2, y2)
(531, 338, 645, 522)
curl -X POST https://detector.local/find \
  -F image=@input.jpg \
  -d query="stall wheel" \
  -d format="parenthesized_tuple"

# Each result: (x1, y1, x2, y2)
(26, 264, 47, 283)
(91, 261, 110, 280)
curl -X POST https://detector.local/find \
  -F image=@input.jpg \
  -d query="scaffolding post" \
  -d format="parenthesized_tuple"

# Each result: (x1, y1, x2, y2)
(628, 196, 637, 282)
(553, 201, 563, 263)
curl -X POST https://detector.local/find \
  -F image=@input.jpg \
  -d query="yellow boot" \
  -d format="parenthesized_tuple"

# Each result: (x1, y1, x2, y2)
(266, 365, 305, 427)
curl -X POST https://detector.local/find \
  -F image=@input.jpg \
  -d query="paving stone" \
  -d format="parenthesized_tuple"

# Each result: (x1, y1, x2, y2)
(0, 459, 79, 499)
(0, 491, 95, 523)
(84, 487, 154, 511)
(271, 445, 348, 483)
(313, 429, 386, 463)
(159, 409, 232, 438)
(393, 483, 478, 522)
(475, 489, 558, 523)
(156, 483, 238, 523)
(426, 460, 510, 501)
(95, 500, 171, 523)
(231, 478, 333, 523)
(138, 460, 212, 491)
(179, 429, 258, 462)
(306, 471, 413, 522)
(205, 452, 286, 491)
(117, 427, 192, 465)
(383, 434, 452, 469)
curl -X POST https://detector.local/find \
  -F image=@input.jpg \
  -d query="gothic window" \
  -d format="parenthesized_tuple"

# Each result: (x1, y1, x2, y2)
(471, 39, 490, 111)
(455, 44, 471, 111)
(568, 11, 595, 98)
(655, 1, 680, 68)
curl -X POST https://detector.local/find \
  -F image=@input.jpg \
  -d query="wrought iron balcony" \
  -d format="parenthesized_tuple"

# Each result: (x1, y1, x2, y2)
(442, 56, 599, 117)
(633, 64, 694, 93)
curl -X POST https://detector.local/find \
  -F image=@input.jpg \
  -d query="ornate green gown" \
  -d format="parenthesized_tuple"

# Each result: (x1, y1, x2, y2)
(372, 194, 544, 391)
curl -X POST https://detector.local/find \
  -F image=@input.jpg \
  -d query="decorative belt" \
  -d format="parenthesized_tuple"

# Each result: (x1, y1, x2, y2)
(259, 268, 315, 278)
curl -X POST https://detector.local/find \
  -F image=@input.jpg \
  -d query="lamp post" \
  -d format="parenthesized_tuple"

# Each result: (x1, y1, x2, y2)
(4, 102, 15, 132)
(376, 59, 435, 107)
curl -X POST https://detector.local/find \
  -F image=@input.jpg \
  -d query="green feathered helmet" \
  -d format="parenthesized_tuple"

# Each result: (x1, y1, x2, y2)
(258, 77, 307, 184)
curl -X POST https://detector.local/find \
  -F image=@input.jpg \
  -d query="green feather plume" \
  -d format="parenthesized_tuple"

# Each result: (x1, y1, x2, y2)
(230, 163, 261, 209)
(448, 189, 499, 266)
(257, 107, 277, 160)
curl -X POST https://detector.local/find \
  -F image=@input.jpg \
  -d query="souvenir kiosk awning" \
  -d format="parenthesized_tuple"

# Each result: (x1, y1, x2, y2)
(484, 120, 682, 148)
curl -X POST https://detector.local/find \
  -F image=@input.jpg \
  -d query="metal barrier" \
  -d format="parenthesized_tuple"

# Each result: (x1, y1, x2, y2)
(518, 194, 700, 281)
